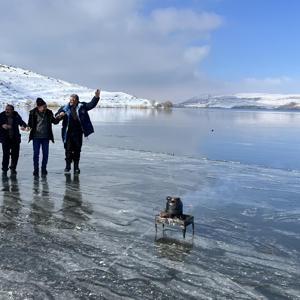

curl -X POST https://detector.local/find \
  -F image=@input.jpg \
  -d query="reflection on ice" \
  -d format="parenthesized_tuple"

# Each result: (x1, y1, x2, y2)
(155, 236, 193, 262)
(233, 110, 300, 125)
(1, 176, 22, 229)
(89, 108, 172, 123)
(30, 177, 53, 226)
(61, 174, 93, 230)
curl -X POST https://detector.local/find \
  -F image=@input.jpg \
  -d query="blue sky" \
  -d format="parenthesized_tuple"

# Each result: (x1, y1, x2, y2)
(149, 0, 300, 77)
(204, 0, 300, 79)
(0, 0, 299, 100)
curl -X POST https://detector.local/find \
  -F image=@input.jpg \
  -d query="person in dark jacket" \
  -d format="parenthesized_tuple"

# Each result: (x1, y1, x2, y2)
(28, 98, 60, 176)
(0, 104, 28, 175)
(55, 89, 101, 174)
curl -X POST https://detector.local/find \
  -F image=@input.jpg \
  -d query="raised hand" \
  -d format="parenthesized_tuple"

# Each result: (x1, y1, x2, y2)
(95, 89, 101, 98)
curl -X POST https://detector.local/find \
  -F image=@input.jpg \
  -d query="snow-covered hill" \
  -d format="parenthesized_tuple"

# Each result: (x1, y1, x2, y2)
(179, 93, 300, 110)
(0, 64, 157, 108)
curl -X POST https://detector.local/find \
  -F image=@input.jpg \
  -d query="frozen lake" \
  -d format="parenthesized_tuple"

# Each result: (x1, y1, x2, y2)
(0, 108, 300, 299)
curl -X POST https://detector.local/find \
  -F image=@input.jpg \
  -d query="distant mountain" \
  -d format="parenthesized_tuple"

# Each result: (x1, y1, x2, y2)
(0, 64, 159, 108)
(179, 93, 300, 110)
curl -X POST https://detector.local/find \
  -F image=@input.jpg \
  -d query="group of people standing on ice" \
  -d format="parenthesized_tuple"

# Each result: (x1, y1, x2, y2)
(0, 89, 101, 176)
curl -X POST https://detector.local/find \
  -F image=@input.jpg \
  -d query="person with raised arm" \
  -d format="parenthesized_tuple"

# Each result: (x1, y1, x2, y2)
(56, 89, 101, 174)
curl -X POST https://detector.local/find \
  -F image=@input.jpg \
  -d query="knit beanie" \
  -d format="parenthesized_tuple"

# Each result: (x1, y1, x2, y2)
(36, 98, 46, 107)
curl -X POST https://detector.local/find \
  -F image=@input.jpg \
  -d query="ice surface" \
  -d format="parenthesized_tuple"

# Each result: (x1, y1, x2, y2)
(0, 121, 299, 299)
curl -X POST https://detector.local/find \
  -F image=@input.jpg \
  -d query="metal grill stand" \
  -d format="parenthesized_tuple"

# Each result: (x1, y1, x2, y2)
(155, 214, 194, 238)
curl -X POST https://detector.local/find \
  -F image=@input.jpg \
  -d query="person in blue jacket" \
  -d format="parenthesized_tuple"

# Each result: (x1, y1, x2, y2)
(56, 89, 101, 174)
(0, 104, 28, 175)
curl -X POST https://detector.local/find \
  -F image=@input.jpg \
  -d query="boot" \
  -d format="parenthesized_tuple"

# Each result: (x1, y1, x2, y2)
(41, 168, 48, 176)
(64, 161, 71, 173)
(10, 166, 17, 175)
(74, 161, 80, 174)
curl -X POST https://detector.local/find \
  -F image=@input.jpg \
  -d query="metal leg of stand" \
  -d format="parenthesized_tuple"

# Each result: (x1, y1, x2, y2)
(183, 226, 186, 239)
(192, 221, 195, 235)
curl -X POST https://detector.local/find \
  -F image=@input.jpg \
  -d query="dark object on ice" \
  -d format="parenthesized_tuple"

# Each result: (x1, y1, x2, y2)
(156, 196, 194, 238)
(155, 214, 194, 239)
(165, 196, 183, 217)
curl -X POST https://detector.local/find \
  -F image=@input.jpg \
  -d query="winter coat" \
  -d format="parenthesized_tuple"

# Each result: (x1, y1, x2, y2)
(0, 111, 27, 143)
(28, 108, 59, 143)
(55, 96, 100, 143)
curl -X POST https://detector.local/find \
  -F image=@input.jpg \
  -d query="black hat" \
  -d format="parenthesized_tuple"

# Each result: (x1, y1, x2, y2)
(36, 97, 46, 107)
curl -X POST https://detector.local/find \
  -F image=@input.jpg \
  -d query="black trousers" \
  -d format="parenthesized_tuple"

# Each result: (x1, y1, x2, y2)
(64, 133, 83, 164)
(2, 139, 20, 171)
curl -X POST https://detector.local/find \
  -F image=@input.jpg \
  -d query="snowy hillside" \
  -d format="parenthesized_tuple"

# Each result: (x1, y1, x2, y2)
(0, 64, 157, 108)
(180, 93, 300, 110)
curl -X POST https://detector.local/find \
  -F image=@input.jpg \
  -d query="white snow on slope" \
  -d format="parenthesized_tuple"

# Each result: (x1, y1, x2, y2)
(180, 93, 300, 110)
(0, 64, 156, 108)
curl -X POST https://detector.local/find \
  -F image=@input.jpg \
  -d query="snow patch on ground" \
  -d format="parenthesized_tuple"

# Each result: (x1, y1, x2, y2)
(0, 64, 156, 108)
(180, 93, 300, 110)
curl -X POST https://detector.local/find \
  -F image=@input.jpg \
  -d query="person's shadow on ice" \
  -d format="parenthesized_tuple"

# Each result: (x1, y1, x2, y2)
(1, 175, 22, 229)
(29, 176, 54, 227)
(61, 174, 93, 229)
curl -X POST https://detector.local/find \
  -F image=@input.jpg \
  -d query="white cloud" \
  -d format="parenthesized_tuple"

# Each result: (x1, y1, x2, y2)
(184, 46, 210, 64)
(73, 0, 139, 20)
(219, 76, 300, 96)
(243, 76, 292, 86)
(0, 0, 222, 101)
(150, 8, 222, 35)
